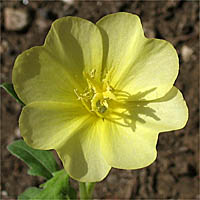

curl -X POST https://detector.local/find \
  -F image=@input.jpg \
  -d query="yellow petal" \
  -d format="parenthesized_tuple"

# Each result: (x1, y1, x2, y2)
(97, 12, 178, 100)
(101, 119, 158, 169)
(119, 39, 179, 100)
(45, 16, 103, 80)
(125, 87, 188, 132)
(101, 87, 188, 169)
(19, 101, 90, 150)
(57, 118, 111, 182)
(13, 16, 103, 104)
(97, 12, 144, 83)
(13, 46, 81, 104)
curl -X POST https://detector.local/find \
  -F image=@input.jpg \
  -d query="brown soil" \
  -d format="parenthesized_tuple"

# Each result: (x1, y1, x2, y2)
(1, 1, 199, 199)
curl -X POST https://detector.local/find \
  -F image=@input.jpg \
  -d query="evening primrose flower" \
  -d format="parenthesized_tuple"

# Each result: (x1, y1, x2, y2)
(12, 12, 188, 182)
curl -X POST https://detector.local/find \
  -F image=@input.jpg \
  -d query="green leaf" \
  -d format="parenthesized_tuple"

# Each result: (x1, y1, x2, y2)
(7, 140, 59, 179)
(0, 83, 25, 106)
(17, 187, 41, 200)
(18, 170, 77, 200)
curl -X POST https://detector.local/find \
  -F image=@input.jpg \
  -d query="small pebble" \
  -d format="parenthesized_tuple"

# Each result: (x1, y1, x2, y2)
(1, 190, 8, 196)
(22, 0, 29, 5)
(62, 0, 74, 5)
(4, 8, 29, 31)
(97, 1, 102, 6)
(15, 127, 21, 138)
(178, 146, 188, 152)
(0, 40, 9, 54)
(36, 18, 50, 30)
(181, 45, 193, 62)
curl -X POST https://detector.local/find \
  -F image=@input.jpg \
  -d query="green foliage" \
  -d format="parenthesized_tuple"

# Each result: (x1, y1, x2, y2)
(7, 140, 59, 179)
(18, 170, 77, 200)
(0, 83, 25, 106)
(17, 187, 40, 200)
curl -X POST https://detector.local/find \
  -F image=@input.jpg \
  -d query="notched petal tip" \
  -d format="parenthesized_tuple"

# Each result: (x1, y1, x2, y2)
(149, 86, 189, 132)
(96, 12, 142, 25)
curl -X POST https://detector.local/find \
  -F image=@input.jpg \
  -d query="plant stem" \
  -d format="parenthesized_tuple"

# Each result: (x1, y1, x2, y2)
(79, 182, 96, 199)
(79, 182, 88, 199)
(86, 182, 96, 199)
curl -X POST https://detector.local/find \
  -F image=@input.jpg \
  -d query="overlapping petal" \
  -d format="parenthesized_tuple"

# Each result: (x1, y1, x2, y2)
(13, 16, 103, 104)
(96, 12, 144, 83)
(101, 87, 188, 169)
(44, 16, 103, 80)
(101, 120, 158, 169)
(97, 12, 179, 100)
(124, 87, 188, 132)
(19, 101, 90, 150)
(119, 39, 179, 100)
(57, 118, 111, 182)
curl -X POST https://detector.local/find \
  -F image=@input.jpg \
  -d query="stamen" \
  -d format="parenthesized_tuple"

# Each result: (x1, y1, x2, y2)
(74, 89, 92, 113)
(74, 89, 81, 100)
(74, 68, 118, 118)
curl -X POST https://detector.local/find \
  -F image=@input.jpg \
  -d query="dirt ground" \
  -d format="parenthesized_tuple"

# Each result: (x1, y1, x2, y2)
(1, 1, 199, 199)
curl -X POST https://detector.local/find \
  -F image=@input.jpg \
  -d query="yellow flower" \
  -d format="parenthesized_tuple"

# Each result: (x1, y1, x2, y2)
(12, 12, 188, 182)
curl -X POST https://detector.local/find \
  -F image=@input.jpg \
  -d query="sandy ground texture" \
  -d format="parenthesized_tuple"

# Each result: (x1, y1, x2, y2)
(1, 1, 199, 199)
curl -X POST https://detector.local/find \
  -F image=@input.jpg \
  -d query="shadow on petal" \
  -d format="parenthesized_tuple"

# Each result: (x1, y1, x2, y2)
(13, 21, 86, 104)
(97, 26, 109, 76)
(57, 125, 88, 180)
(108, 87, 178, 132)
(57, 117, 110, 182)
(152, 86, 178, 103)
(44, 18, 85, 79)
(123, 101, 161, 132)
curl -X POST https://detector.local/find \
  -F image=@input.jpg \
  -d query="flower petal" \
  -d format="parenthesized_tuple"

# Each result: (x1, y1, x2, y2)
(101, 120, 158, 169)
(13, 47, 81, 104)
(118, 39, 179, 100)
(96, 12, 144, 82)
(97, 12, 178, 100)
(56, 118, 111, 182)
(124, 87, 188, 132)
(19, 101, 90, 150)
(101, 87, 188, 169)
(13, 16, 103, 104)
(45, 16, 103, 80)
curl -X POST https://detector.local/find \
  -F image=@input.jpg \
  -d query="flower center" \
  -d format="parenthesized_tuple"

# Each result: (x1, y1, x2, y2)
(74, 69, 116, 118)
